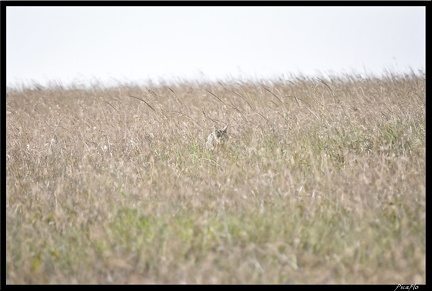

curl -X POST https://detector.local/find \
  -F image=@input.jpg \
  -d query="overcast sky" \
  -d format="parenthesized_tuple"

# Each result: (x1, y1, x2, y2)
(6, 6, 425, 87)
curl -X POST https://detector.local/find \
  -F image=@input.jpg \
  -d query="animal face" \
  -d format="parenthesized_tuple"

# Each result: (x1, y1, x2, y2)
(206, 125, 228, 149)
(215, 126, 228, 141)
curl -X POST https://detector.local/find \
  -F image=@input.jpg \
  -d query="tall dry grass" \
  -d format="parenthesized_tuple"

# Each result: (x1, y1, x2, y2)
(6, 72, 425, 283)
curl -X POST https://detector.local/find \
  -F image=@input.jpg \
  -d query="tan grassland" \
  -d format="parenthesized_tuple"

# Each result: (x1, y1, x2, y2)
(6, 72, 425, 283)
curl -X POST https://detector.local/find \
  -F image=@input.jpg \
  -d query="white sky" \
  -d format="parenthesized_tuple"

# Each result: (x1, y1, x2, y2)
(6, 6, 425, 87)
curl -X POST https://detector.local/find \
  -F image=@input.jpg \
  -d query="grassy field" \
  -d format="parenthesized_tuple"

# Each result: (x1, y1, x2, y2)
(6, 72, 425, 284)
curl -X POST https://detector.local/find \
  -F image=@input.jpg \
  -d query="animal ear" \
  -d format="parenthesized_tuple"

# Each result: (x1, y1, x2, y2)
(222, 125, 228, 132)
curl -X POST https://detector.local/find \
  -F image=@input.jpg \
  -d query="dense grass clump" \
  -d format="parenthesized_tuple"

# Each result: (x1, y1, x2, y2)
(6, 72, 425, 283)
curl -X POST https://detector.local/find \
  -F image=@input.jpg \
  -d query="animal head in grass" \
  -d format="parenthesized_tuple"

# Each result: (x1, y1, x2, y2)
(206, 125, 228, 150)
